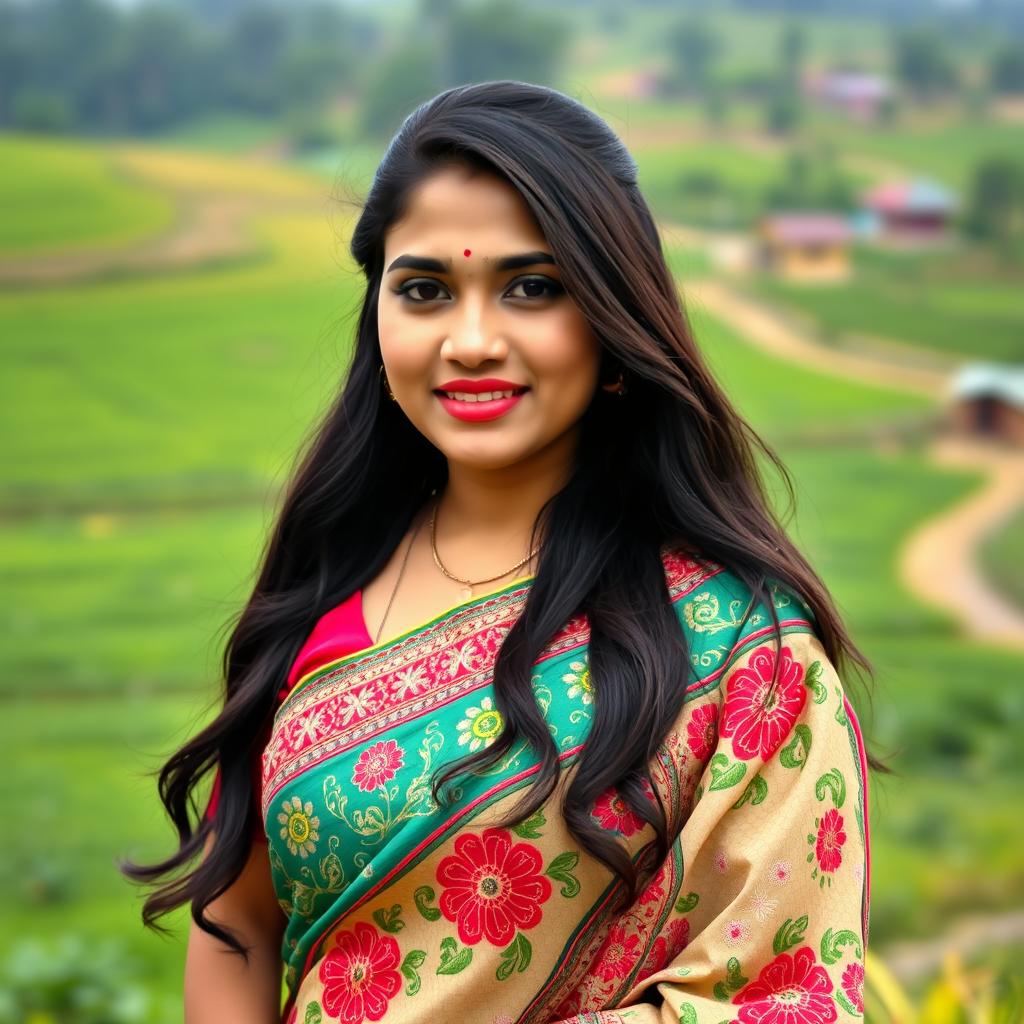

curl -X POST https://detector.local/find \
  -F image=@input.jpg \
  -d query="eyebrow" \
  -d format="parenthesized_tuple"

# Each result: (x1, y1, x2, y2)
(385, 250, 556, 274)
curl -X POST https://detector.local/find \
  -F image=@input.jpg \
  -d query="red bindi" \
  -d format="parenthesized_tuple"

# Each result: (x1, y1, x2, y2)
(463, 249, 471, 257)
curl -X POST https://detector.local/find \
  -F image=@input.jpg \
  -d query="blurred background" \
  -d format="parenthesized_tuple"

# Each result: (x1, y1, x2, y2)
(1, 0, 1023, 1019)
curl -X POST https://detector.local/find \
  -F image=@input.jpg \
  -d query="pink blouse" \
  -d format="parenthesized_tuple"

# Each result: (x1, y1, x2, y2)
(205, 589, 373, 830)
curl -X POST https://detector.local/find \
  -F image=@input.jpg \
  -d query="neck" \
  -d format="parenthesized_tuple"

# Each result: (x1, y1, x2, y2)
(433, 432, 577, 579)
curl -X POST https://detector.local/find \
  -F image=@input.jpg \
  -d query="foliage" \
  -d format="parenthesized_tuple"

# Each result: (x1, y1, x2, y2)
(0, 0, 367, 136)
(963, 156, 1024, 252)
(990, 42, 1024, 95)
(0, 935, 172, 1023)
(663, 17, 723, 97)
(893, 26, 960, 103)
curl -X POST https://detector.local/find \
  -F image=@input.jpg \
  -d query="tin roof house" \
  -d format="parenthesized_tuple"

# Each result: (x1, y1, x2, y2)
(947, 363, 1024, 446)
(859, 178, 957, 246)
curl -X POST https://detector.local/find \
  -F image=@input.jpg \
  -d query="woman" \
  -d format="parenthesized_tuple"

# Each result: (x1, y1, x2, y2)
(124, 81, 882, 1023)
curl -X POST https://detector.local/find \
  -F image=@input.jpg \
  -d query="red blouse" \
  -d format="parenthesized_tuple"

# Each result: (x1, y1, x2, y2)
(204, 589, 374, 834)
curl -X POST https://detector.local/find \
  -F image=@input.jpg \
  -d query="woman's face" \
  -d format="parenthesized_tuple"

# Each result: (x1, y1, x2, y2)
(378, 163, 602, 473)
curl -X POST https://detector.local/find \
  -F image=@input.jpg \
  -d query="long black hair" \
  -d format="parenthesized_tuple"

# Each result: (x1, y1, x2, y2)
(122, 80, 887, 956)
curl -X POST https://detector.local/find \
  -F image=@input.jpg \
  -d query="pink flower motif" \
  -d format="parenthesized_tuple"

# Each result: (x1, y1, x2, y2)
(815, 808, 847, 874)
(318, 921, 402, 1024)
(841, 961, 865, 1013)
(351, 739, 404, 793)
(594, 923, 644, 982)
(714, 849, 729, 874)
(724, 918, 751, 946)
(592, 787, 646, 837)
(732, 945, 836, 1024)
(720, 645, 807, 762)
(436, 827, 552, 947)
(636, 917, 690, 983)
(686, 702, 718, 762)
(770, 859, 791, 885)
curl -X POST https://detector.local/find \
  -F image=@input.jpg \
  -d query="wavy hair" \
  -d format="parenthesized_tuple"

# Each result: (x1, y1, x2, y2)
(122, 80, 888, 956)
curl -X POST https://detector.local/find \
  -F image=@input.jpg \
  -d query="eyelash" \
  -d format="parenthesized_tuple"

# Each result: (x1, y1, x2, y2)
(394, 275, 563, 305)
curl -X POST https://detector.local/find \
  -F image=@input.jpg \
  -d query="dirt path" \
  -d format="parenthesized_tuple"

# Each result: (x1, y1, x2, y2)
(684, 276, 947, 398)
(899, 436, 1024, 652)
(0, 148, 327, 287)
(675, 272, 1024, 651)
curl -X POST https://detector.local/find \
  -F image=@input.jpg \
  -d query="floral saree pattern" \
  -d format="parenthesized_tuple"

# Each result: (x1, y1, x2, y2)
(261, 551, 870, 1023)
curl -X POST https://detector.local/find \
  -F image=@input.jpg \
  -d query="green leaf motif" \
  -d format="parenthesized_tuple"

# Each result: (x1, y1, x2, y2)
(371, 903, 404, 934)
(679, 1005, 698, 1024)
(725, 956, 748, 990)
(674, 891, 700, 913)
(496, 933, 533, 981)
(821, 927, 863, 965)
(834, 687, 848, 725)
(304, 1003, 322, 1024)
(815, 768, 847, 808)
(512, 808, 546, 840)
(413, 885, 442, 921)
(693, 783, 704, 805)
(731, 774, 768, 809)
(545, 850, 581, 898)
(779, 724, 812, 770)
(805, 660, 827, 703)
(836, 989, 861, 1016)
(772, 915, 808, 955)
(436, 936, 473, 975)
(400, 949, 426, 996)
(709, 752, 747, 791)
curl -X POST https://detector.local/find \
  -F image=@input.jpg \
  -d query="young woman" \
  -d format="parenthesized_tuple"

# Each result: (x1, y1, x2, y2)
(124, 80, 882, 1023)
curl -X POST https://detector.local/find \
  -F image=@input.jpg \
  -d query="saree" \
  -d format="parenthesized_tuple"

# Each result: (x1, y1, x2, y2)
(260, 549, 871, 1023)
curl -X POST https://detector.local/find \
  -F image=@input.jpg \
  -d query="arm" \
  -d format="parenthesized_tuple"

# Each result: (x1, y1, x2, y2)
(555, 629, 871, 1022)
(184, 832, 287, 1024)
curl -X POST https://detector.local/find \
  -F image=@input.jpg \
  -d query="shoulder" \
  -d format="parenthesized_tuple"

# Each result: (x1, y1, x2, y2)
(659, 544, 819, 686)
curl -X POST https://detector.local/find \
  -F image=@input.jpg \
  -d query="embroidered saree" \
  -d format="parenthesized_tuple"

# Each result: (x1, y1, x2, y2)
(260, 550, 871, 1023)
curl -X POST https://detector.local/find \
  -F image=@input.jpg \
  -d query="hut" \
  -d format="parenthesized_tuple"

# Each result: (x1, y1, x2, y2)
(860, 178, 957, 245)
(947, 363, 1024, 446)
(757, 212, 853, 282)
(803, 69, 893, 121)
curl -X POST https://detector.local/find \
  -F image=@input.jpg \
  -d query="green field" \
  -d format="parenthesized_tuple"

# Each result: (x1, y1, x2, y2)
(2, 93, 1022, 1015)
(748, 243, 1024, 364)
(0, 135, 175, 256)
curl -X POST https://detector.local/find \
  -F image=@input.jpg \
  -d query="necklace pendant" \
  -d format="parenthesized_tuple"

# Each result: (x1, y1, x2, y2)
(460, 585, 473, 601)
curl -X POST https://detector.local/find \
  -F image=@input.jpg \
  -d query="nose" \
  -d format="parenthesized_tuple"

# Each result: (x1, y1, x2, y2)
(439, 295, 509, 366)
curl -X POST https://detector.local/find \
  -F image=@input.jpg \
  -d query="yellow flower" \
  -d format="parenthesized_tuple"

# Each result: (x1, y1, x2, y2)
(277, 795, 320, 858)
(562, 660, 593, 705)
(457, 696, 504, 752)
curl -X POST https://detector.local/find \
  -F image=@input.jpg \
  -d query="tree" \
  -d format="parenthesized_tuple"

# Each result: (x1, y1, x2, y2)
(447, 0, 571, 89)
(990, 43, 1024, 95)
(358, 44, 442, 140)
(893, 26, 959, 103)
(964, 156, 1024, 249)
(665, 17, 723, 97)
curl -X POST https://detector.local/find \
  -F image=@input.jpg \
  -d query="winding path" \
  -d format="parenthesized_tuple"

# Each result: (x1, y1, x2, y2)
(676, 270, 1024, 653)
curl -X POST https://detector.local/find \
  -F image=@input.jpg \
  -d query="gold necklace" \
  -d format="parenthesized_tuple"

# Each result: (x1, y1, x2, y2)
(430, 495, 540, 600)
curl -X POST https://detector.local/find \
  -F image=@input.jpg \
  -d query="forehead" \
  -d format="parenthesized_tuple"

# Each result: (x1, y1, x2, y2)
(384, 164, 548, 258)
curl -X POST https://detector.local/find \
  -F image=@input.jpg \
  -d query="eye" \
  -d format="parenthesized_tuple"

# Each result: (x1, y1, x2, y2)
(506, 276, 564, 301)
(395, 279, 450, 303)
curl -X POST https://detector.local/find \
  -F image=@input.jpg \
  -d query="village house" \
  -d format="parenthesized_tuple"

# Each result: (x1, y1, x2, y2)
(756, 212, 853, 282)
(859, 178, 957, 246)
(947, 363, 1024, 446)
(802, 69, 893, 121)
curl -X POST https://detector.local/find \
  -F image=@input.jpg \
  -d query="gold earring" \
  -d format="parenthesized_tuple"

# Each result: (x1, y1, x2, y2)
(378, 363, 397, 402)
(601, 370, 627, 395)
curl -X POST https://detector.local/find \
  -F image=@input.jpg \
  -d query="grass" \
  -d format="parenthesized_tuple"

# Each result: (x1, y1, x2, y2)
(2, 108, 1023, 1011)
(0, 134, 174, 256)
(979, 505, 1024, 612)
(747, 243, 1024, 364)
